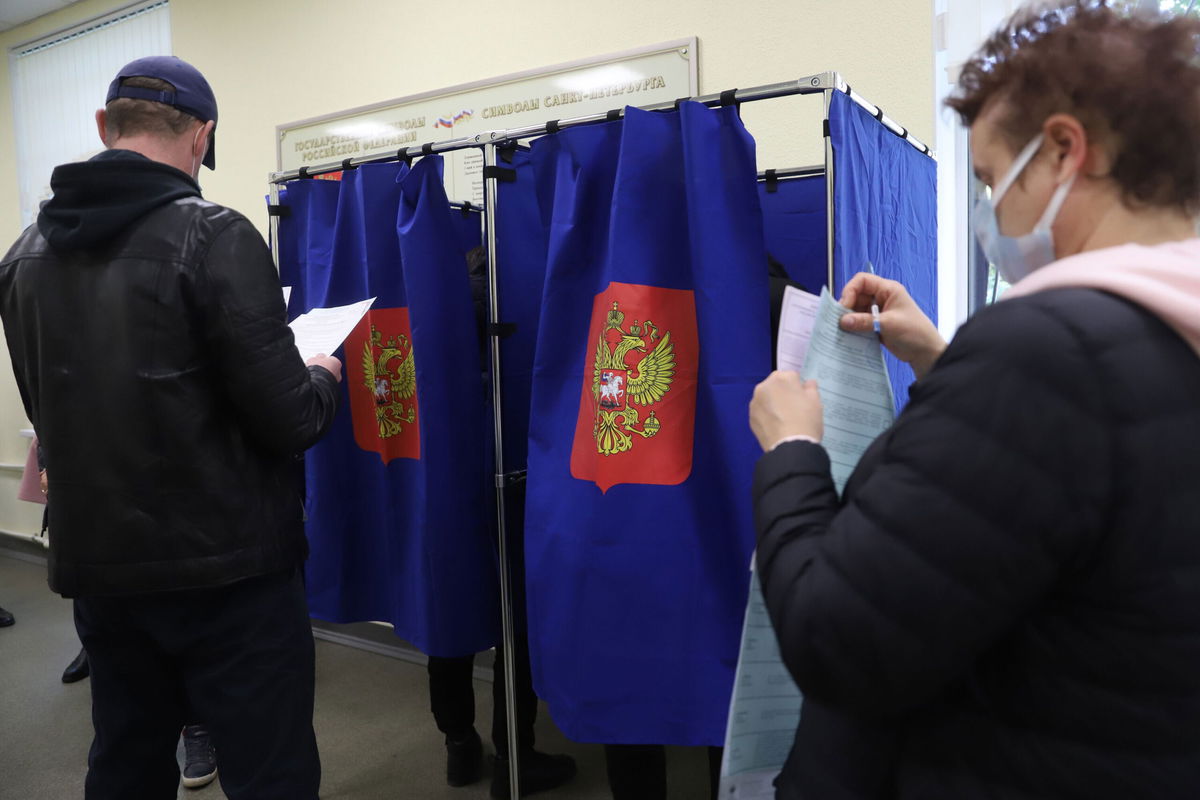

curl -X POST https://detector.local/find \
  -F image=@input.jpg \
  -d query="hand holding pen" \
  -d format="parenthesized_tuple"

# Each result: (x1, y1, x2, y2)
(839, 269, 947, 381)
(865, 261, 883, 335)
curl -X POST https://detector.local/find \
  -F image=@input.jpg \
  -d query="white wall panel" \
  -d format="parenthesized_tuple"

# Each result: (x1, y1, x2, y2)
(10, 1, 170, 227)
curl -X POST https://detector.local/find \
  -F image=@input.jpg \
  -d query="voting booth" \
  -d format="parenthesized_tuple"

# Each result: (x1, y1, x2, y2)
(269, 70, 935, 797)
(758, 90, 937, 410)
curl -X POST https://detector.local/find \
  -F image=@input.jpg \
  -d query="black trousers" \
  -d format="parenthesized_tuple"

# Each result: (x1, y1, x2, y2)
(74, 568, 319, 800)
(427, 641, 538, 758)
(604, 744, 723, 800)
(427, 480, 538, 758)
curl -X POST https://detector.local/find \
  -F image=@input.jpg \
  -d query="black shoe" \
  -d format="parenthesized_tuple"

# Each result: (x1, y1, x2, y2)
(446, 728, 484, 787)
(0, 606, 13, 627)
(490, 750, 577, 799)
(181, 725, 218, 789)
(62, 648, 89, 683)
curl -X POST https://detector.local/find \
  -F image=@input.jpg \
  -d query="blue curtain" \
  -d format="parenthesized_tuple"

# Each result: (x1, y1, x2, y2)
(276, 162, 498, 658)
(829, 91, 938, 411)
(451, 204, 483, 257)
(492, 148, 548, 472)
(523, 103, 771, 746)
(276, 179, 339, 320)
(759, 174, 827, 292)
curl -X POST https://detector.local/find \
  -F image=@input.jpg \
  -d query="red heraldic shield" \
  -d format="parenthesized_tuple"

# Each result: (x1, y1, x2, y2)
(344, 308, 421, 464)
(570, 282, 698, 493)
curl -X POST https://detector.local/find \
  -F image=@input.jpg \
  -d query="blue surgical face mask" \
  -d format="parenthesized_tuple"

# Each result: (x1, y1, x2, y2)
(973, 133, 1076, 285)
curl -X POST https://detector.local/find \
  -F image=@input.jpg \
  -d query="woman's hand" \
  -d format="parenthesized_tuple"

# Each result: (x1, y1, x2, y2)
(749, 371, 823, 452)
(839, 273, 947, 380)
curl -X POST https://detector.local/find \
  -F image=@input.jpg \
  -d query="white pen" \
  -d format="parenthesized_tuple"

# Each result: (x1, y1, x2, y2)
(865, 261, 882, 335)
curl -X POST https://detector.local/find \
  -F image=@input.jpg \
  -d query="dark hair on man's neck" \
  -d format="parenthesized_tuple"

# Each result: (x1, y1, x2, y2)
(105, 76, 195, 141)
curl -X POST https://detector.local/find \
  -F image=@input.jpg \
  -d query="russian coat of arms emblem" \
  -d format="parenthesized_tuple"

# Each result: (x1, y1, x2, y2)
(589, 301, 673, 455)
(571, 282, 698, 492)
(345, 308, 421, 463)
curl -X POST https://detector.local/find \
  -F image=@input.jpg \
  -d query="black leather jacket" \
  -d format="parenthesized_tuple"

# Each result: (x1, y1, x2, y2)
(0, 150, 339, 597)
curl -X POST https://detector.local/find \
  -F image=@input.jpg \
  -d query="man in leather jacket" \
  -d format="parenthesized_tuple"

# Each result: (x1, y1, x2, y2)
(0, 57, 341, 800)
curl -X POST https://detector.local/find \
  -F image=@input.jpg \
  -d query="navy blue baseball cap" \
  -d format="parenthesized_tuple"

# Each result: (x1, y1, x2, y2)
(106, 56, 218, 169)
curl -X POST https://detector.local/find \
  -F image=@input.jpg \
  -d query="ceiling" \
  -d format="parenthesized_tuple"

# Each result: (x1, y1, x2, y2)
(0, 0, 84, 35)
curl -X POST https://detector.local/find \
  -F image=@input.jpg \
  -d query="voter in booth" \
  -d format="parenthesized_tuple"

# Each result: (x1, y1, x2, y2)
(749, 2, 1200, 798)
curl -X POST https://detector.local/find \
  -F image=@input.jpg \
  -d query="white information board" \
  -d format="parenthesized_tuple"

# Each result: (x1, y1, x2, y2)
(276, 39, 697, 204)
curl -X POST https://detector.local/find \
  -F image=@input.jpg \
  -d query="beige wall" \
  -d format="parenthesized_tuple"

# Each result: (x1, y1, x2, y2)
(0, 0, 933, 535)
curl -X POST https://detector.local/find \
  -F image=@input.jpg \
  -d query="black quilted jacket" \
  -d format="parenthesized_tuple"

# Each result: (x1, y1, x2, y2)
(0, 150, 339, 597)
(755, 288, 1200, 799)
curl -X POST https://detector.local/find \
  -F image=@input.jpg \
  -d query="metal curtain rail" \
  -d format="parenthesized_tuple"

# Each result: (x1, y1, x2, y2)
(844, 85, 933, 156)
(824, 89, 836, 290)
(481, 143, 522, 800)
(757, 165, 825, 181)
(269, 71, 933, 184)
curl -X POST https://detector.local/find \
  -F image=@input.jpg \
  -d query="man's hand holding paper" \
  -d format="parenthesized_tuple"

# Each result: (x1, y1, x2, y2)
(289, 297, 375, 364)
(305, 353, 343, 383)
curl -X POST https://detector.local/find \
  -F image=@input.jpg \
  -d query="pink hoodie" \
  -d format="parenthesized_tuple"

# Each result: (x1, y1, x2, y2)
(1002, 238, 1200, 356)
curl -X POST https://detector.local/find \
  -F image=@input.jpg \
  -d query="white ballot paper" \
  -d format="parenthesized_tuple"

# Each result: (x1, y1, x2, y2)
(289, 297, 375, 363)
(720, 287, 896, 799)
(776, 286, 822, 372)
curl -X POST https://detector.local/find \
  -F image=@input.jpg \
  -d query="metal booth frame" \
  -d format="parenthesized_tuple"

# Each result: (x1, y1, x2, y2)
(267, 71, 933, 800)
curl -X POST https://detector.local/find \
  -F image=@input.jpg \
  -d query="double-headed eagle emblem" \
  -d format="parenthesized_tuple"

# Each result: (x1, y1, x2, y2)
(361, 323, 416, 439)
(590, 301, 676, 455)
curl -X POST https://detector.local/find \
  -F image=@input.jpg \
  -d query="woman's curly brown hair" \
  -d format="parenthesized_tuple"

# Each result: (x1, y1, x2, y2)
(947, 0, 1200, 213)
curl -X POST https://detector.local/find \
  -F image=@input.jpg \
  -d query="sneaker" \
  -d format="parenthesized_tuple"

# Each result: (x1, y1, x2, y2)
(0, 606, 13, 627)
(446, 728, 484, 787)
(490, 750, 577, 799)
(181, 724, 218, 789)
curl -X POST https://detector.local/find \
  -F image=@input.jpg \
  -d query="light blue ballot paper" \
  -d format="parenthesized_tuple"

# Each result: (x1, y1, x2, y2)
(720, 286, 896, 799)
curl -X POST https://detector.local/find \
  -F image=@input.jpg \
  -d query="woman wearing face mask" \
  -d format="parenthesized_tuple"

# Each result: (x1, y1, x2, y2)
(747, 2, 1200, 799)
